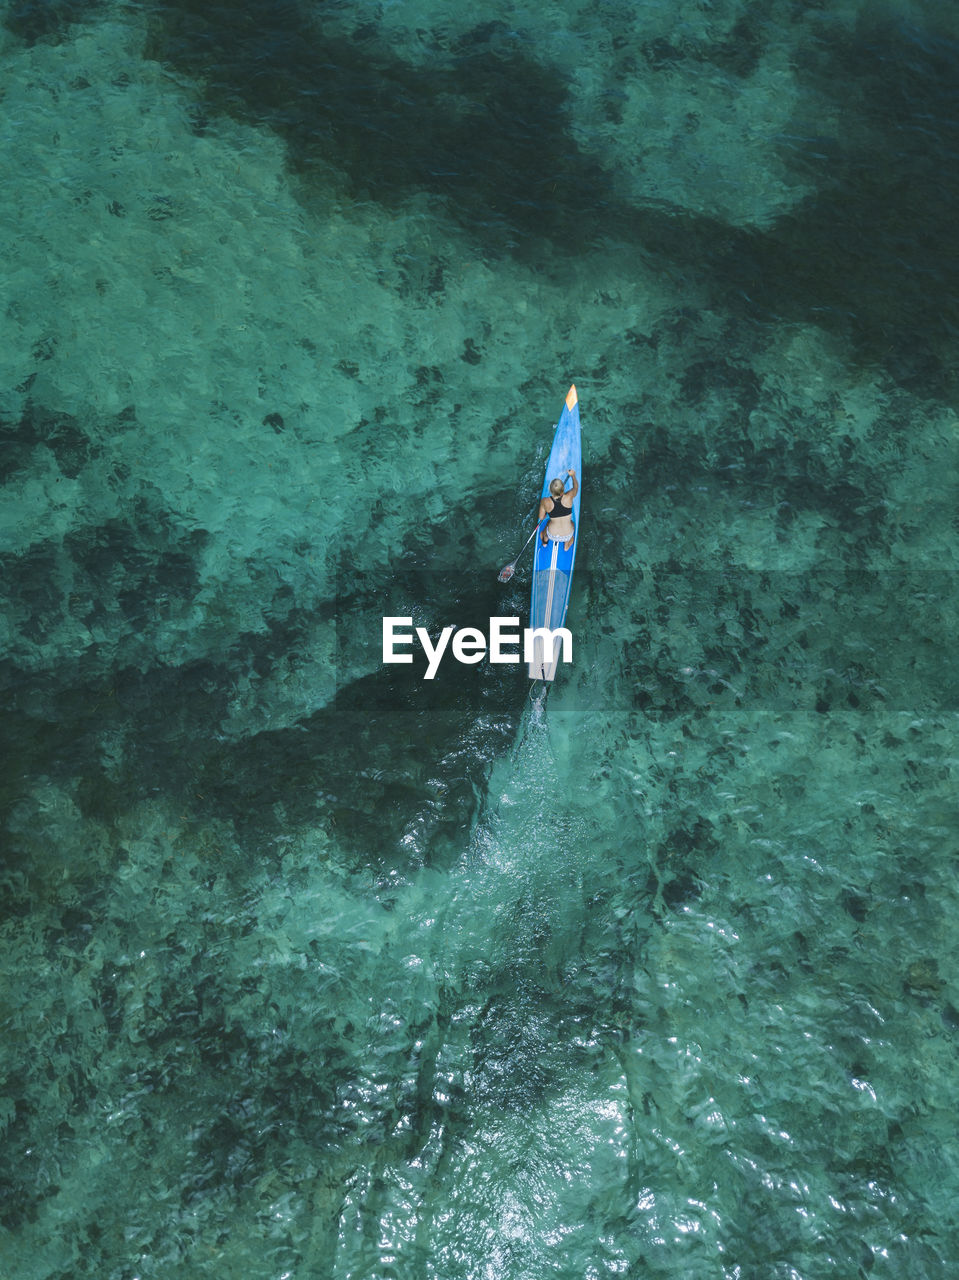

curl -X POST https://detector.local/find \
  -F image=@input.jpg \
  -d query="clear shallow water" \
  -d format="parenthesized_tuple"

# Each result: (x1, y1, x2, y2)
(2, 0, 959, 1275)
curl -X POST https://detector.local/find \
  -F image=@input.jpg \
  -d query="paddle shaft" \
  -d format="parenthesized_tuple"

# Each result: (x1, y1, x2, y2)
(517, 517, 547, 560)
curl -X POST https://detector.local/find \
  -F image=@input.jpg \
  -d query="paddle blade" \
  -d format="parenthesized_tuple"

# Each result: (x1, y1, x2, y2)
(497, 563, 515, 582)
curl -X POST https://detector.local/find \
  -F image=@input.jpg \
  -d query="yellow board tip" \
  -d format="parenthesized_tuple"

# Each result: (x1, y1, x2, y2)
(565, 384, 578, 410)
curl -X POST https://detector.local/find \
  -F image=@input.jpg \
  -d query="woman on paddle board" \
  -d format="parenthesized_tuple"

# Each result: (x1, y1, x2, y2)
(539, 469, 578, 551)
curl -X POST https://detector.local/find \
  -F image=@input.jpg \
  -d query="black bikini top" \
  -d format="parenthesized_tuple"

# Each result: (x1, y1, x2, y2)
(548, 496, 572, 518)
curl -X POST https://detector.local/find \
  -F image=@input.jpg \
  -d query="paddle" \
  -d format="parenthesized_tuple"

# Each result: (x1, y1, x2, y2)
(498, 518, 547, 582)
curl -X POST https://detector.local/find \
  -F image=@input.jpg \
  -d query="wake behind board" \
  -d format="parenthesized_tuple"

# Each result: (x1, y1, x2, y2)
(528, 384, 582, 682)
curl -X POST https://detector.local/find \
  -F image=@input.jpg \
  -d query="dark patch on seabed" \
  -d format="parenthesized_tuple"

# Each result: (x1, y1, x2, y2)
(0, 403, 100, 483)
(135, 2, 959, 401)
(714, 15, 959, 395)
(140, 0, 611, 242)
(619, 13, 959, 399)
(3, 0, 103, 45)
(0, 505, 521, 903)
(5, 0, 957, 399)
(193, 564, 524, 866)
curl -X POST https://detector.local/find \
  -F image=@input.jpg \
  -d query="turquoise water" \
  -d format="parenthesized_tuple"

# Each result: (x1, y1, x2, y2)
(2, 0, 959, 1275)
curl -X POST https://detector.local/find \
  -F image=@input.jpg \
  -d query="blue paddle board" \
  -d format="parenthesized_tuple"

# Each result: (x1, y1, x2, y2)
(528, 385, 582, 681)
